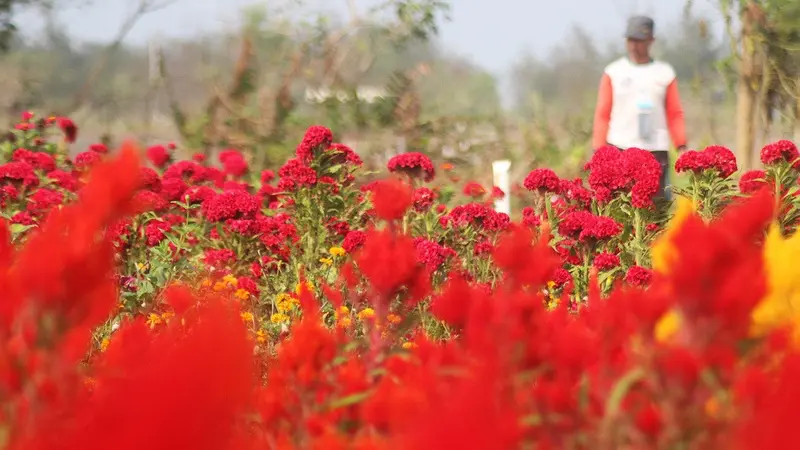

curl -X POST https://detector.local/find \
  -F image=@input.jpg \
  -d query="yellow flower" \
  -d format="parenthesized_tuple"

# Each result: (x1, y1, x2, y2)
(222, 274, 238, 287)
(241, 311, 254, 322)
(338, 305, 350, 315)
(329, 247, 346, 257)
(234, 289, 250, 301)
(161, 311, 175, 323)
(651, 197, 695, 274)
(100, 337, 110, 352)
(402, 342, 417, 349)
(201, 279, 212, 288)
(319, 257, 333, 265)
(387, 313, 402, 324)
(546, 281, 556, 290)
(212, 281, 227, 292)
(654, 309, 682, 343)
(135, 262, 146, 272)
(276, 293, 298, 313)
(255, 329, 267, 343)
(751, 224, 800, 339)
(295, 281, 314, 294)
(270, 313, 290, 324)
(357, 308, 375, 321)
(146, 313, 162, 329)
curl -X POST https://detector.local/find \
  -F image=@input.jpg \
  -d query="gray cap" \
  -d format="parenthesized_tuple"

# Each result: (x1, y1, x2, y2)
(626, 16, 654, 40)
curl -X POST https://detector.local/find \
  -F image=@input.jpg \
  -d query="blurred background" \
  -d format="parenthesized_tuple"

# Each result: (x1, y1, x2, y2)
(1, 0, 799, 182)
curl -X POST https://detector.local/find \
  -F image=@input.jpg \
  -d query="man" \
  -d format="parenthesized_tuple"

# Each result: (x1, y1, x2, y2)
(592, 16, 687, 199)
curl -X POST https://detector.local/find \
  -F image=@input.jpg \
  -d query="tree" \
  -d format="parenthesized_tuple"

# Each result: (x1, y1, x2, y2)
(715, 0, 800, 169)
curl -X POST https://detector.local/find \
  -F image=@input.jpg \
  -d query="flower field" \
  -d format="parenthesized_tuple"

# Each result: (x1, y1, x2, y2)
(3, 113, 800, 448)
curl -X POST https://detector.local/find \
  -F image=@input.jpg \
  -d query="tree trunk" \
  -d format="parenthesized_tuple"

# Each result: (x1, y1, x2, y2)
(736, 22, 758, 170)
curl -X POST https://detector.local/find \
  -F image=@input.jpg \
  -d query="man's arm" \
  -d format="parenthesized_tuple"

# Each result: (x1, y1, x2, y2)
(665, 79, 687, 150)
(592, 73, 613, 150)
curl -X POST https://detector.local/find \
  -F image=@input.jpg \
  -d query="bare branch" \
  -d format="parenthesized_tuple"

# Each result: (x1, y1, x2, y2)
(66, 0, 182, 114)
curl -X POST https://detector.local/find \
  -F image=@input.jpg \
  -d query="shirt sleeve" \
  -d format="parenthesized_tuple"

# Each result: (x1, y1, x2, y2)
(665, 79, 687, 148)
(592, 73, 613, 150)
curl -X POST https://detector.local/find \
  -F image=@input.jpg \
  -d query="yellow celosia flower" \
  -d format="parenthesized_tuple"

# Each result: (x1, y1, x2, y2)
(240, 311, 254, 322)
(319, 257, 333, 265)
(212, 281, 227, 292)
(100, 337, 110, 352)
(387, 313, 402, 324)
(751, 224, 800, 340)
(146, 313, 162, 329)
(329, 247, 346, 257)
(651, 197, 695, 274)
(234, 289, 250, 301)
(357, 308, 375, 320)
(402, 342, 417, 349)
(255, 329, 266, 343)
(654, 309, 682, 343)
(270, 313, 290, 324)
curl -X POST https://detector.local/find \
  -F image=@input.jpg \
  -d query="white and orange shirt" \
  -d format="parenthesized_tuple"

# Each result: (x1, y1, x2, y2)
(592, 57, 686, 151)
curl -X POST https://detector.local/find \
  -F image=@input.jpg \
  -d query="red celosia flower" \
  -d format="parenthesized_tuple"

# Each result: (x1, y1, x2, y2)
(74, 151, 102, 171)
(760, 139, 800, 167)
(491, 186, 505, 199)
(624, 265, 652, 287)
(447, 203, 510, 232)
(521, 207, 540, 228)
(89, 143, 108, 154)
(56, 116, 77, 142)
(296, 125, 334, 162)
(585, 146, 661, 207)
(201, 191, 260, 222)
(739, 170, 767, 195)
(387, 152, 436, 182)
(675, 150, 710, 174)
(462, 181, 486, 198)
(412, 187, 436, 212)
(370, 178, 413, 222)
(146, 145, 171, 168)
(327, 143, 363, 166)
(593, 252, 621, 271)
(354, 228, 427, 306)
(218, 149, 248, 177)
(414, 238, 457, 272)
(12, 149, 55, 173)
(524, 168, 560, 192)
(277, 158, 317, 191)
(492, 225, 559, 288)
(261, 169, 275, 184)
(704, 145, 738, 178)
(203, 248, 237, 268)
(343, 230, 366, 253)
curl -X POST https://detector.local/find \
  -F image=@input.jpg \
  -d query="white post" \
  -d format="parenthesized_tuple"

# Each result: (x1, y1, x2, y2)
(492, 160, 511, 215)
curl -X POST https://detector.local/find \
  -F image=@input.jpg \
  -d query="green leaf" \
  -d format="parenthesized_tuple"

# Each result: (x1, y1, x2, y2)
(602, 367, 645, 427)
(10, 223, 34, 234)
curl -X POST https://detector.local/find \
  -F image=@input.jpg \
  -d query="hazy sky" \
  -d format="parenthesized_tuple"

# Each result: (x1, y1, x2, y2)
(17, 0, 723, 75)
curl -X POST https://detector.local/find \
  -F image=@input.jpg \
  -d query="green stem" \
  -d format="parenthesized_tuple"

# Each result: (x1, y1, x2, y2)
(633, 208, 643, 266)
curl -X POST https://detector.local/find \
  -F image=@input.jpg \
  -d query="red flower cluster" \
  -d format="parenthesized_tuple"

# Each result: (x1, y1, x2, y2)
(387, 152, 436, 182)
(523, 168, 560, 192)
(675, 145, 738, 178)
(760, 139, 800, 167)
(585, 145, 661, 207)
